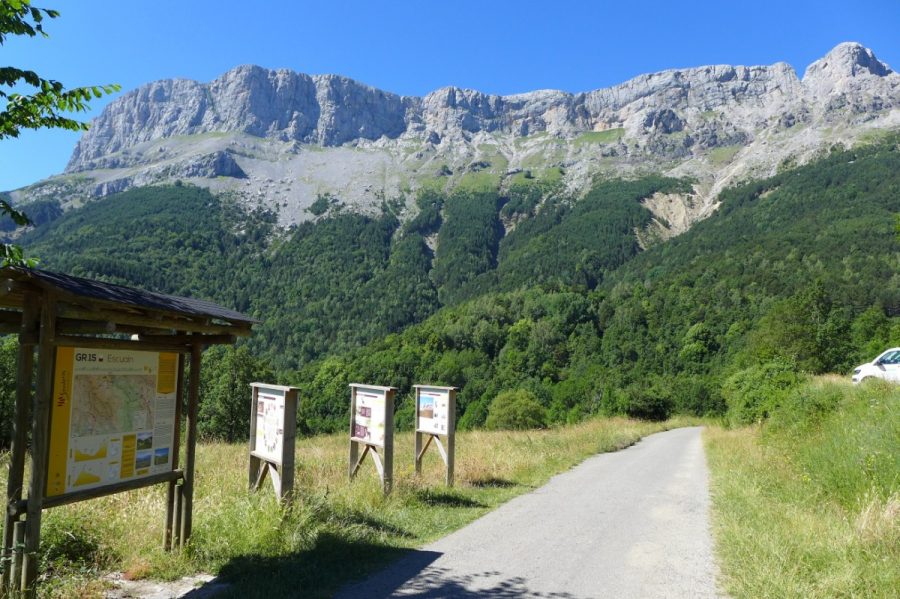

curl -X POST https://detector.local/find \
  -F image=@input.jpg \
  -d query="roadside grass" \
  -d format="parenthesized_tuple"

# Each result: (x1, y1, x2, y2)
(705, 378, 899, 598)
(11, 416, 695, 598)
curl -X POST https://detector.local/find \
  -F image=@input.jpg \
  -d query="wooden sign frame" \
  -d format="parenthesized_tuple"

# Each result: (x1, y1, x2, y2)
(248, 383, 299, 504)
(413, 385, 457, 486)
(0, 267, 255, 597)
(348, 384, 396, 495)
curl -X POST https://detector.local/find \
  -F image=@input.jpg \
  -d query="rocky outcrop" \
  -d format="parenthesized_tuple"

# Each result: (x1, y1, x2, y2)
(66, 43, 899, 173)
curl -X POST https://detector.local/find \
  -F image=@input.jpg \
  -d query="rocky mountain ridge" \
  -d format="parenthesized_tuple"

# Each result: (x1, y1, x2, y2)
(11, 42, 900, 238)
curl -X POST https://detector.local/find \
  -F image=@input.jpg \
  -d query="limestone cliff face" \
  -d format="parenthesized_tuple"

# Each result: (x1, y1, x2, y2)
(6, 42, 891, 237)
(66, 42, 896, 173)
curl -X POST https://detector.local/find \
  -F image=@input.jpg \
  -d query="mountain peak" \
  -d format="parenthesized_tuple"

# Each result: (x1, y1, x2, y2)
(804, 42, 892, 80)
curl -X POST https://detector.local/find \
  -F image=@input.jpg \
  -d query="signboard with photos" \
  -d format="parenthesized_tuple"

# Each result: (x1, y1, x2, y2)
(413, 385, 457, 487)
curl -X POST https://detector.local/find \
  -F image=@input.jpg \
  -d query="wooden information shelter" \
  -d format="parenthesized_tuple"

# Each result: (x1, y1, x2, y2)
(0, 267, 256, 597)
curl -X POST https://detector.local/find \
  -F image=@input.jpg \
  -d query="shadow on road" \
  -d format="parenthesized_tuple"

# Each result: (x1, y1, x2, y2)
(336, 556, 585, 598)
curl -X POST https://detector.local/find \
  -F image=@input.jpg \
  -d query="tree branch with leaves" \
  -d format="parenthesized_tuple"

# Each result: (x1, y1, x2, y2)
(0, 0, 119, 266)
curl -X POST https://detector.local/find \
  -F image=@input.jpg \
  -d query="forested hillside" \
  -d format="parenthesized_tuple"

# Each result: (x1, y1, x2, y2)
(19, 173, 682, 369)
(5, 137, 899, 441)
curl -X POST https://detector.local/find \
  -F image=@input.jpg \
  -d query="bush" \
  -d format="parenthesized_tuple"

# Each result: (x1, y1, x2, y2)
(722, 359, 805, 426)
(485, 389, 548, 430)
(624, 383, 674, 421)
(671, 375, 726, 417)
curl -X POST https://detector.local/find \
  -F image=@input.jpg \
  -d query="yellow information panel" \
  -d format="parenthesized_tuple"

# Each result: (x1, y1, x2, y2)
(47, 347, 179, 497)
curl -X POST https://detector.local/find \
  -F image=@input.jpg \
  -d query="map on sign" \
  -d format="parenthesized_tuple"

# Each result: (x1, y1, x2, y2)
(352, 388, 386, 447)
(71, 375, 155, 436)
(46, 348, 179, 497)
(254, 387, 286, 463)
(417, 388, 451, 436)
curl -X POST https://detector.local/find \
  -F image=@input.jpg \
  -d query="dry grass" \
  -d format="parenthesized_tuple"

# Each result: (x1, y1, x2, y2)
(5, 416, 688, 598)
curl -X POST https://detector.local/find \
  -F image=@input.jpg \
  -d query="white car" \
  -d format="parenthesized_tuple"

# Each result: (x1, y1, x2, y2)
(852, 347, 900, 384)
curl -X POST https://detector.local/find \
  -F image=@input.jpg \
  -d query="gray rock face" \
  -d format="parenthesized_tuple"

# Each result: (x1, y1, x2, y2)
(67, 42, 898, 173)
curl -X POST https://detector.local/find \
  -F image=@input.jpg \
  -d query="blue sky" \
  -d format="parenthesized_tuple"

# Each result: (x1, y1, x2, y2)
(2, 0, 898, 190)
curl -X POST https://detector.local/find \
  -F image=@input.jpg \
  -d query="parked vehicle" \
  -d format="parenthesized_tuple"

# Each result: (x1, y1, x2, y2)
(852, 347, 900, 384)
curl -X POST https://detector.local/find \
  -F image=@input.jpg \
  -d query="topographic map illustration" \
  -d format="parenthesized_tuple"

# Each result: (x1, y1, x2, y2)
(71, 374, 155, 436)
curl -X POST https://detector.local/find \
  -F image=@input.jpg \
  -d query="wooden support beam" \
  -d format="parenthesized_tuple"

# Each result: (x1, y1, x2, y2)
(7, 471, 185, 517)
(50, 335, 191, 353)
(164, 355, 185, 552)
(22, 295, 56, 596)
(180, 341, 202, 546)
(57, 304, 253, 337)
(138, 333, 236, 346)
(2, 298, 37, 593)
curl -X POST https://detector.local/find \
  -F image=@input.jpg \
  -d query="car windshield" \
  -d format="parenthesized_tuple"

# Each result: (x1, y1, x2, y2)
(878, 350, 900, 365)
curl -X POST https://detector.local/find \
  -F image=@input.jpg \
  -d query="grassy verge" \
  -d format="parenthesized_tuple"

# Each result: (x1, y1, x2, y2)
(13, 416, 691, 598)
(705, 378, 899, 598)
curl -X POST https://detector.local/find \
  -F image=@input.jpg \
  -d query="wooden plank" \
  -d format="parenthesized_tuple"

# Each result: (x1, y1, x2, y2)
(248, 386, 260, 490)
(268, 464, 282, 498)
(383, 389, 395, 495)
(50, 335, 192, 353)
(1, 299, 37, 591)
(350, 445, 370, 479)
(180, 341, 202, 545)
(280, 388, 298, 504)
(9, 472, 184, 516)
(10, 519, 24, 594)
(57, 304, 253, 337)
(416, 434, 434, 463)
(166, 353, 185, 551)
(370, 448, 385, 481)
(433, 436, 448, 465)
(8, 471, 184, 517)
(139, 333, 236, 346)
(348, 388, 358, 481)
(173, 485, 182, 549)
(55, 319, 116, 335)
(22, 295, 56, 595)
(252, 461, 268, 491)
(447, 389, 456, 487)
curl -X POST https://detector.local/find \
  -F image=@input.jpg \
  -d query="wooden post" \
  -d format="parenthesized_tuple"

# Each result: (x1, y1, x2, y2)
(164, 354, 185, 551)
(22, 296, 56, 596)
(280, 388, 298, 504)
(248, 385, 261, 492)
(9, 520, 24, 596)
(2, 298, 36, 593)
(348, 386, 359, 481)
(446, 389, 456, 487)
(383, 389, 394, 495)
(179, 341, 202, 546)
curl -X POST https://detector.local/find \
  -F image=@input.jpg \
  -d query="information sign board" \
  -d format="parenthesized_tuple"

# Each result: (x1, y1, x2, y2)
(348, 384, 396, 494)
(413, 385, 457, 486)
(253, 386, 286, 464)
(351, 387, 388, 447)
(416, 387, 452, 435)
(46, 347, 179, 497)
(248, 383, 298, 503)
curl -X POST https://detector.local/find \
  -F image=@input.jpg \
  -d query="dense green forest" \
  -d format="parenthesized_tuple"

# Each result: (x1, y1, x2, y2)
(0, 137, 897, 444)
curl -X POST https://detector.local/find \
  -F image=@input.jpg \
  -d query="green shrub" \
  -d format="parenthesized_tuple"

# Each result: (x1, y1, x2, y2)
(624, 382, 674, 421)
(485, 389, 548, 430)
(722, 359, 804, 426)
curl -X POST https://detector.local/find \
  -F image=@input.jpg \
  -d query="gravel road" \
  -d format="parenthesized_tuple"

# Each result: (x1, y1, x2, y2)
(335, 426, 721, 598)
